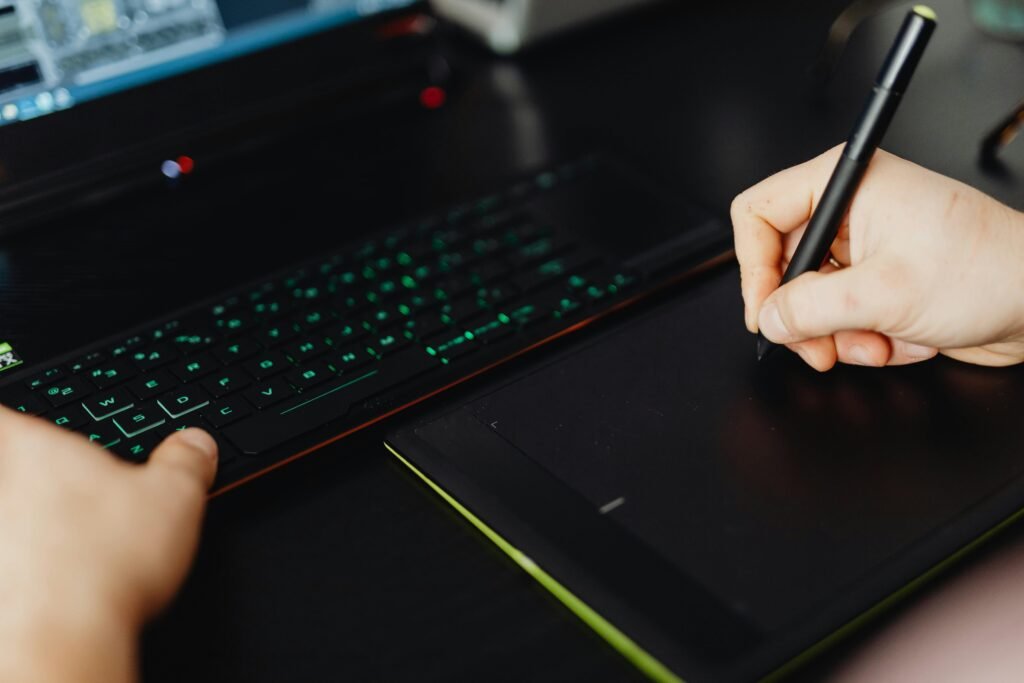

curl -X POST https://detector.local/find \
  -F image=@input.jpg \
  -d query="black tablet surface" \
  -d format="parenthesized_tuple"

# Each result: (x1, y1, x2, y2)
(385, 267, 1024, 682)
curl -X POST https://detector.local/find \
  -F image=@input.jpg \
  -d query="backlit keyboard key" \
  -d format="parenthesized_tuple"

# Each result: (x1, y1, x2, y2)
(157, 387, 212, 419)
(112, 403, 166, 439)
(41, 379, 93, 407)
(82, 388, 135, 421)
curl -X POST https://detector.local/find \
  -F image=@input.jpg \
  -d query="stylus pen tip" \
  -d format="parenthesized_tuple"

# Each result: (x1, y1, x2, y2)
(756, 335, 776, 362)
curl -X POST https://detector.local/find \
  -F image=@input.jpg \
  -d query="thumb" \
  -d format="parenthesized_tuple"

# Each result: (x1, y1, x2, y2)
(147, 428, 218, 494)
(758, 266, 893, 343)
(133, 428, 218, 617)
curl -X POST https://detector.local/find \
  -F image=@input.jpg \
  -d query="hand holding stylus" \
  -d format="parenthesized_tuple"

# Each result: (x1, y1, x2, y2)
(732, 145, 1024, 371)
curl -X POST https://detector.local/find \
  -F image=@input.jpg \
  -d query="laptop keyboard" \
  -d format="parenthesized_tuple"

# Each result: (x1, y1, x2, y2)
(0, 156, 725, 492)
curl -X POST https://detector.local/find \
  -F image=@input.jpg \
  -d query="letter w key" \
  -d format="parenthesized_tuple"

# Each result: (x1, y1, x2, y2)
(83, 388, 135, 421)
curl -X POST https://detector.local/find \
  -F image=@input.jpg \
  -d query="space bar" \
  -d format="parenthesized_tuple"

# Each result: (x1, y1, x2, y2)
(223, 368, 386, 455)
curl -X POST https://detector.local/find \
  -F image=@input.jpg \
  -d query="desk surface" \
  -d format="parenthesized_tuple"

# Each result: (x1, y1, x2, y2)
(0, 1, 1021, 680)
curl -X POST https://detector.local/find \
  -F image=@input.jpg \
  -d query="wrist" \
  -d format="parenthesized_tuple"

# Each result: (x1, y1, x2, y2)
(0, 598, 137, 683)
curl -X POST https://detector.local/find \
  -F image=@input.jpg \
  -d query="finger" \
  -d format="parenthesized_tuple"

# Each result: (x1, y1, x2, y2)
(146, 428, 218, 495)
(732, 145, 843, 330)
(835, 330, 892, 367)
(786, 337, 838, 372)
(133, 429, 218, 616)
(758, 266, 894, 344)
(888, 339, 938, 366)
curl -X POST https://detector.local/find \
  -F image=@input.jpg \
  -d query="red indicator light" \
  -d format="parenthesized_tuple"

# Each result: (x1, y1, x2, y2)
(419, 86, 446, 110)
(177, 156, 195, 175)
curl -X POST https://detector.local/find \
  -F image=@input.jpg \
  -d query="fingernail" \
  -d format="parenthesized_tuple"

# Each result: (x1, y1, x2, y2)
(848, 344, 873, 366)
(176, 428, 218, 461)
(758, 303, 791, 342)
(903, 343, 937, 360)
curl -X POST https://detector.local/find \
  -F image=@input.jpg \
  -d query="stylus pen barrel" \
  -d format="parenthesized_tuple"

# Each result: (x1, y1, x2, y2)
(876, 9, 936, 94)
(844, 87, 900, 161)
(782, 153, 867, 282)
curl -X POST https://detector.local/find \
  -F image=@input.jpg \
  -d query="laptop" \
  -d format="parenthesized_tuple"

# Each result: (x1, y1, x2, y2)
(0, 0, 732, 494)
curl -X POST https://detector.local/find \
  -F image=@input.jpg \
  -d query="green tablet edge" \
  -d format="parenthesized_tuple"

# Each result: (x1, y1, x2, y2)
(384, 441, 684, 683)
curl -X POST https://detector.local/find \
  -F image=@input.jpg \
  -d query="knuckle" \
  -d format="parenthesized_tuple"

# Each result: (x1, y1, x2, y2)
(777, 282, 816, 337)
(730, 191, 752, 221)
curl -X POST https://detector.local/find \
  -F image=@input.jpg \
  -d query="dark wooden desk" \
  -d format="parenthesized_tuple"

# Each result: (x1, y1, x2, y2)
(0, 1, 1020, 680)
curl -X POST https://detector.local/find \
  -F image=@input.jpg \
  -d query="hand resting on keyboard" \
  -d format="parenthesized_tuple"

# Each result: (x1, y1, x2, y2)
(0, 406, 217, 683)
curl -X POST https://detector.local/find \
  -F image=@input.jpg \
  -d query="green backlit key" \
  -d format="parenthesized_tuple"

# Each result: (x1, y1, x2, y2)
(41, 378, 93, 408)
(284, 337, 329, 364)
(112, 402, 166, 439)
(170, 353, 219, 383)
(0, 391, 46, 415)
(67, 351, 105, 374)
(286, 361, 333, 392)
(116, 433, 159, 463)
(83, 425, 122, 449)
(86, 361, 136, 390)
(50, 406, 90, 430)
(204, 398, 252, 429)
(244, 351, 289, 380)
(202, 368, 251, 399)
(127, 371, 175, 401)
(157, 387, 211, 419)
(82, 388, 135, 421)
(130, 344, 178, 372)
(423, 330, 478, 362)
(331, 345, 374, 373)
(212, 339, 262, 365)
(24, 367, 65, 391)
(244, 378, 292, 410)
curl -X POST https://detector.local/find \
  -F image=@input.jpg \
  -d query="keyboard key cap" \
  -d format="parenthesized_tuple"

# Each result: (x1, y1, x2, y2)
(85, 361, 137, 390)
(329, 345, 374, 374)
(244, 351, 290, 380)
(129, 344, 178, 371)
(49, 406, 90, 430)
(127, 371, 176, 401)
(157, 387, 212, 419)
(67, 351, 105, 374)
(24, 367, 65, 391)
(286, 361, 333, 393)
(244, 378, 293, 410)
(82, 388, 135, 421)
(114, 433, 160, 464)
(41, 378, 93, 407)
(82, 424, 122, 449)
(171, 332, 217, 355)
(0, 391, 46, 416)
(202, 368, 251, 398)
(212, 339, 262, 365)
(213, 313, 254, 336)
(463, 313, 515, 345)
(171, 353, 219, 383)
(423, 330, 478, 362)
(155, 414, 206, 439)
(283, 337, 329, 364)
(109, 336, 144, 359)
(260, 323, 300, 347)
(204, 398, 252, 429)
(372, 330, 411, 356)
(324, 322, 367, 347)
(112, 403, 167, 439)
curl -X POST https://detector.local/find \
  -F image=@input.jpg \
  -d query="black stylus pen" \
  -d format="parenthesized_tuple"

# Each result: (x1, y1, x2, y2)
(756, 5, 937, 361)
